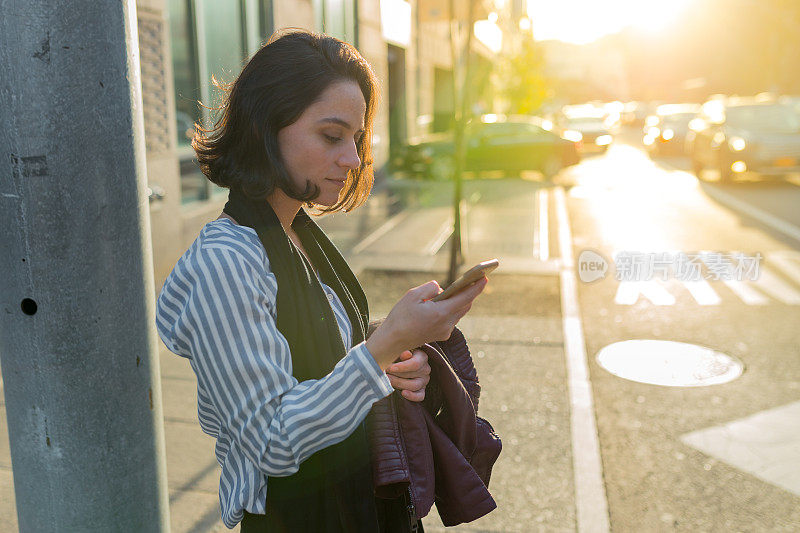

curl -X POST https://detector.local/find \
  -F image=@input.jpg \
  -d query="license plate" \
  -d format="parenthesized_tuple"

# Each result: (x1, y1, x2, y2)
(774, 157, 796, 167)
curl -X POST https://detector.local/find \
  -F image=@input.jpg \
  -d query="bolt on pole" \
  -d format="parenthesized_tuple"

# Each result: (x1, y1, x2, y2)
(0, 1, 171, 531)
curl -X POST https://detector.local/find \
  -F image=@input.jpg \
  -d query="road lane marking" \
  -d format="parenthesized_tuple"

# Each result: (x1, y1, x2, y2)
(718, 278, 771, 305)
(426, 193, 480, 257)
(786, 175, 800, 188)
(351, 210, 411, 254)
(682, 279, 723, 305)
(752, 267, 800, 305)
(768, 251, 800, 281)
(424, 217, 454, 256)
(702, 184, 800, 243)
(699, 253, 770, 305)
(554, 186, 611, 533)
(681, 401, 800, 498)
(615, 280, 676, 306)
(539, 188, 550, 261)
(533, 191, 540, 258)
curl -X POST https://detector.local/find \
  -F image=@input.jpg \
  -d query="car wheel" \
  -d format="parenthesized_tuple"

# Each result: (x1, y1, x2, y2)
(691, 156, 703, 177)
(718, 163, 734, 183)
(429, 156, 454, 181)
(717, 151, 734, 183)
(543, 156, 562, 179)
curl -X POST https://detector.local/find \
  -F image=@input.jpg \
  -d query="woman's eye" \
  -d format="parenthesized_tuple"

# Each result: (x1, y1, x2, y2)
(324, 134, 342, 144)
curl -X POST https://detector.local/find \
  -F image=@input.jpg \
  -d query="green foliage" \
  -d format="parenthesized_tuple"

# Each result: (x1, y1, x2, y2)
(498, 38, 551, 115)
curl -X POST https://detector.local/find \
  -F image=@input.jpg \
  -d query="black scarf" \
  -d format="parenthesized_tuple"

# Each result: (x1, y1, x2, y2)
(223, 185, 378, 532)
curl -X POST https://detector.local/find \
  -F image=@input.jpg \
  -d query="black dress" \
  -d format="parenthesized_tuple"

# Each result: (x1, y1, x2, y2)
(241, 491, 425, 532)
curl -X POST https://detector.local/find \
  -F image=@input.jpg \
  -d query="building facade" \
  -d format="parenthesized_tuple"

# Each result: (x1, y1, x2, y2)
(137, 0, 498, 287)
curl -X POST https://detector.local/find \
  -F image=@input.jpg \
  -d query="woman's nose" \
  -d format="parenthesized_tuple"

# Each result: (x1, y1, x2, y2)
(339, 141, 361, 170)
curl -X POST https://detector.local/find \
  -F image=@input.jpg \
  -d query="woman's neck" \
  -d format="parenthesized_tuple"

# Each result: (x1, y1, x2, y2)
(267, 189, 303, 234)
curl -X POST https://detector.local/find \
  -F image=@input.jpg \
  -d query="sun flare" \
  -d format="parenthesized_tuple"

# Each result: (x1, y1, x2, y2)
(527, 0, 694, 44)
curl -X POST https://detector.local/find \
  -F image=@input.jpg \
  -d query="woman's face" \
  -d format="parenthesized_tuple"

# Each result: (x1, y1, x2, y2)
(277, 79, 367, 207)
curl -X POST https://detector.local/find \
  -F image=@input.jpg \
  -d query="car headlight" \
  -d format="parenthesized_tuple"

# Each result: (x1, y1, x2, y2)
(563, 130, 583, 142)
(662, 129, 674, 140)
(729, 137, 746, 151)
(596, 135, 612, 146)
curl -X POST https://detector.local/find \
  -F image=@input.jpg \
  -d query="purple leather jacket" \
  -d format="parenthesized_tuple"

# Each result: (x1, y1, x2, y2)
(365, 327, 502, 527)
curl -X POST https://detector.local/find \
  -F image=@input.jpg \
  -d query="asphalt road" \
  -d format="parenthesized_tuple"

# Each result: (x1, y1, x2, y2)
(559, 133, 800, 531)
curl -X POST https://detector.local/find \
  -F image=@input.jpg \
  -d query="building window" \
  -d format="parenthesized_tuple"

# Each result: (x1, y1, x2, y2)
(314, 0, 356, 44)
(168, 0, 273, 205)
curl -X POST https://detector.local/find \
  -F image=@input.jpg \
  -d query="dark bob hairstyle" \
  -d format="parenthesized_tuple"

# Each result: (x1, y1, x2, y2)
(192, 29, 379, 213)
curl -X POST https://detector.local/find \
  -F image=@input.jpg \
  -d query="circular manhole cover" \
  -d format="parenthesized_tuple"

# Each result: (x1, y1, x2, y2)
(596, 340, 744, 387)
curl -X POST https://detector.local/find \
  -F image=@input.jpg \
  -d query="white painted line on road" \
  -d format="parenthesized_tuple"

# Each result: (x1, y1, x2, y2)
(681, 400, 800, 498)
(703, 184, 800, 243)
(539, 188, 550, 261)
(700, 253, 770, 305)
(351, 209, 411, 255)
(682, 279, 723, 305)
(533, 191, 540, 259)
(786, 175, 800, 188)
(614, 281, 676, 306)
(424, 218, 454, 256)
(719, 279, 771, 305)
(768, 251, 800, 282)
(752, 267, 800, 305)
(554, 186, 610, 533)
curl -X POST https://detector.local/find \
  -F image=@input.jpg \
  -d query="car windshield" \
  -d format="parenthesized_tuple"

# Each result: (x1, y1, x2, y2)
(661, 112, 696, 126)
(726, 105, 800, 133)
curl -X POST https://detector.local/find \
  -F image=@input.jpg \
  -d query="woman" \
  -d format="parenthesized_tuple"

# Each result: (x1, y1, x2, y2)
(155, 29, 486, 532)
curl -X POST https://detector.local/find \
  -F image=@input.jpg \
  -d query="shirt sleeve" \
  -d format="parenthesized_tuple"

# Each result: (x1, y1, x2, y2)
(173, 244, 394, 477)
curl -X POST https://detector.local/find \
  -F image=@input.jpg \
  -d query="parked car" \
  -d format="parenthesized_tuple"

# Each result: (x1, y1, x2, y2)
(622, 101, 655, 127)
(642, 103, 701, 156)
(686, 97, 800, 182)
(399, 115, 580, 180)
(556, 106, 614, 154)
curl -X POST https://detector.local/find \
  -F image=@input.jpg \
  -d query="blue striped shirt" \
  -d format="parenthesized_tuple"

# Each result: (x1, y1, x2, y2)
(155, 218, 394, 529)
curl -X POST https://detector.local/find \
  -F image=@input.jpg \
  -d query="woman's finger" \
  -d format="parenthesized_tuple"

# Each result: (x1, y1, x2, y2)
(387, 349, 428, 374)
(441, 276, 487, 310)
(400, 388, 426, 402)
(387, 374, 429, 392)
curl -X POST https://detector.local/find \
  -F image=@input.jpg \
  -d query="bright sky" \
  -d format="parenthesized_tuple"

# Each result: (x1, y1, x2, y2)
(527, 0, 694, 44)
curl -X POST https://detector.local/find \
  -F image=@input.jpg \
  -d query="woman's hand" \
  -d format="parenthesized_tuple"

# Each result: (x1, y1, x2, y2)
(366, 276, 487, 369)
(386, 349, 430, 402)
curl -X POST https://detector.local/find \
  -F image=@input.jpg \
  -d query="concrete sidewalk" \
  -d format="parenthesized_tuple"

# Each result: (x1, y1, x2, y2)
(1, 179, 585, 532)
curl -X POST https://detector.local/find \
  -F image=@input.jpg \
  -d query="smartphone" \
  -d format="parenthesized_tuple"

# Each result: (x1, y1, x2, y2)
(431, 259, 499, 302)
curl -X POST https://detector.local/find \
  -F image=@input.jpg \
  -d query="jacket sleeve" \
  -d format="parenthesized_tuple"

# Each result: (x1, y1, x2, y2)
(434, 328, 480, 411)
(160, 244, 394, 477)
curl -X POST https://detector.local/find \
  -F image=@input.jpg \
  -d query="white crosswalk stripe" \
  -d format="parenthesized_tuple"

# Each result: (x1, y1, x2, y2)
(751, 268, 800, 305)
(682, 279, 723, 305)
(701, 252, 770, 305)
(612, 250, 800, 306)
(615, 280, 676, 305)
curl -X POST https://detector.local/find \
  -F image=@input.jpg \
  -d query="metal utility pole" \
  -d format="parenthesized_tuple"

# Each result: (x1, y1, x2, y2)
(0, 2, 171, 531)
(446, 0, 476, 285)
